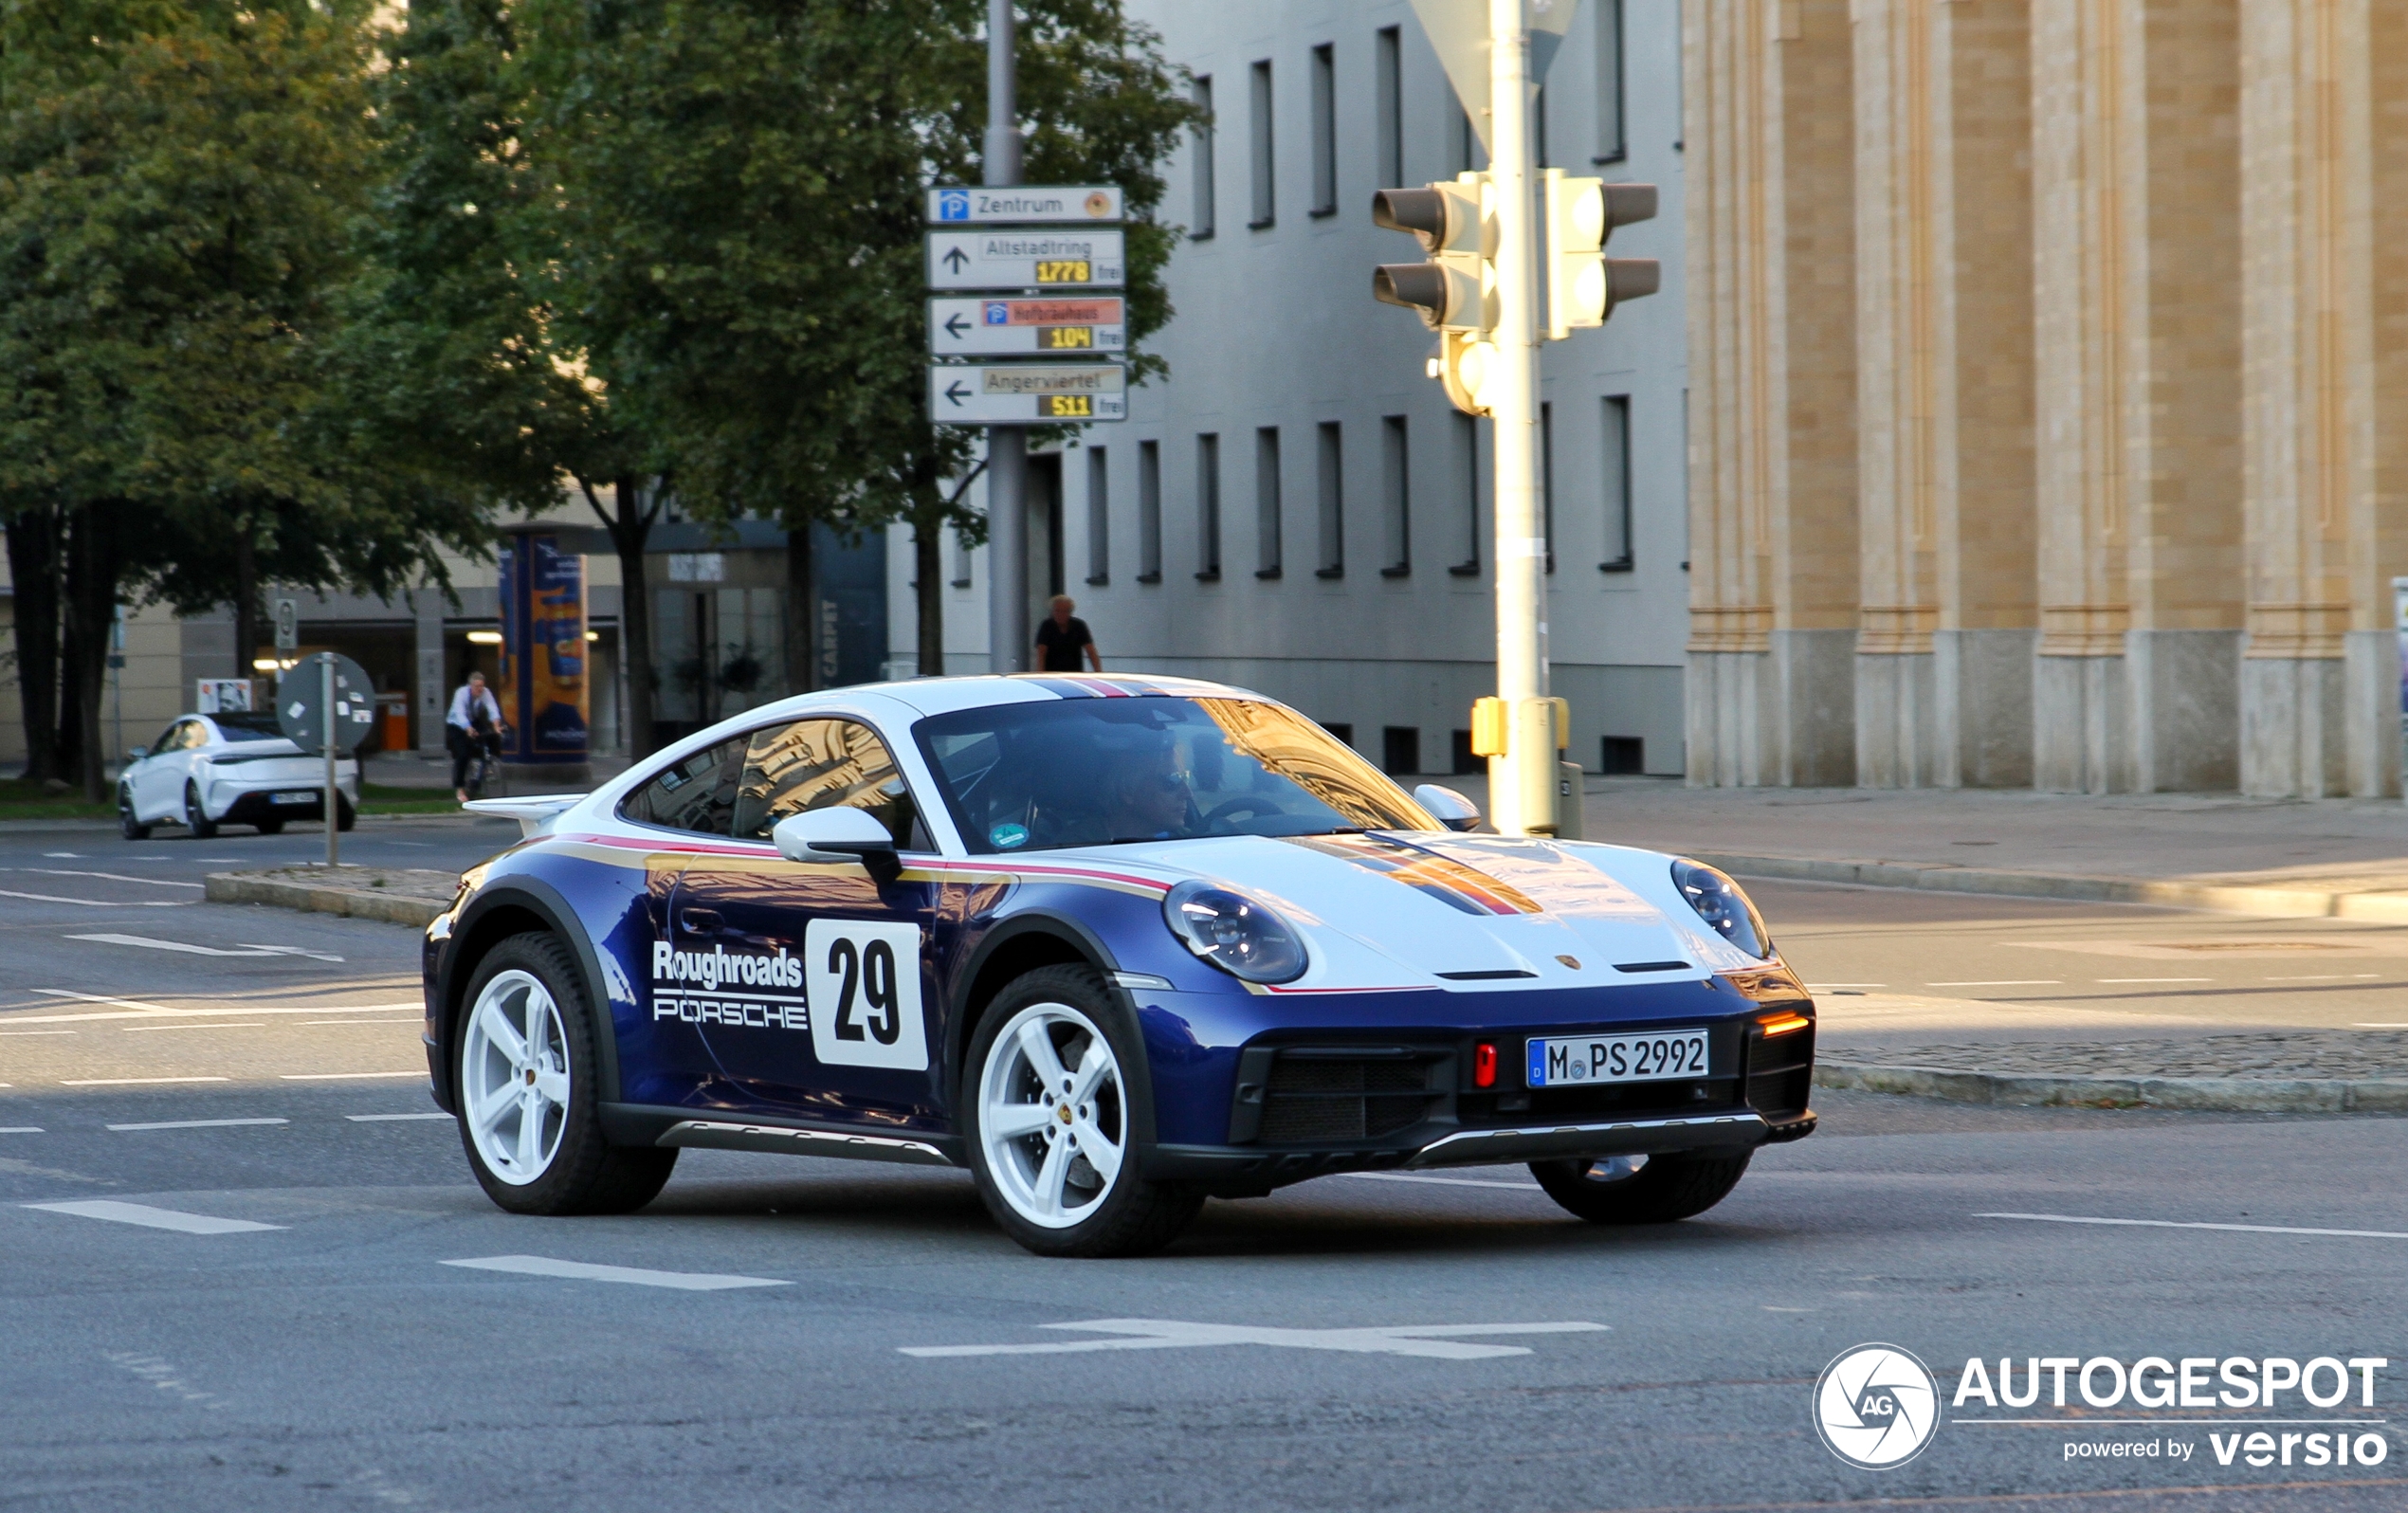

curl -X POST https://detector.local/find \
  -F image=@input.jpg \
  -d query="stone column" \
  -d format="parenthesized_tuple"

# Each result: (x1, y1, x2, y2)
(1686, 0, 1860, 788)
(2238, 0, 2408, 797)
(2030, 0, 2245, 793)
(1851, 0, 2037, 789)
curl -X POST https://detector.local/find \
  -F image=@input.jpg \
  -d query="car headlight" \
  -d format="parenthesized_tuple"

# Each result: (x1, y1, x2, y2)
(1670, 859, 1772, 958)
(1162, 881, 1307, 984)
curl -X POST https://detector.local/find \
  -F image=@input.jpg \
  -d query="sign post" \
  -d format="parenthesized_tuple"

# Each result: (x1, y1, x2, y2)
(274, 650, 375, 866)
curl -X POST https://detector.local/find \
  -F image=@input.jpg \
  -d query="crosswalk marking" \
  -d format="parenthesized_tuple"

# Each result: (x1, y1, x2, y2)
(106, 1118, 288, 1132)
(442, 1255, 790, 1291)
(23, 1200, 283, 1234)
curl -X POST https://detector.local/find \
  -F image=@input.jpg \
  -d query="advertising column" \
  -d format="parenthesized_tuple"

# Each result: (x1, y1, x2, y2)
(498, 532, 591, 783)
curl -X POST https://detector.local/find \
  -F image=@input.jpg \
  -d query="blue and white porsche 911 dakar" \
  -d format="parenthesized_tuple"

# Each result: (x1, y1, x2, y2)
(422, 674, 1816, 1257)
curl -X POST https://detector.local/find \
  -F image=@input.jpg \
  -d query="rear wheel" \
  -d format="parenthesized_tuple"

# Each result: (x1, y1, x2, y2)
(336, 794, 356, 831)
(963, 965, 1199, 1258)
(119, 785, 151, 841)
(182, 781, 217, 840)
(1528, 1150, 1752, 1225)
(454, 933, 675, 1215)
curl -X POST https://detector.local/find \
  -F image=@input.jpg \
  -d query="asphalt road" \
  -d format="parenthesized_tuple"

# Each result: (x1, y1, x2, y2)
(2, 829, 2403, 1512)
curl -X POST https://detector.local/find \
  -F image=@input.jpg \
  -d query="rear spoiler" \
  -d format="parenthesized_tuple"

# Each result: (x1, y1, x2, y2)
(463, 793, 588, 838)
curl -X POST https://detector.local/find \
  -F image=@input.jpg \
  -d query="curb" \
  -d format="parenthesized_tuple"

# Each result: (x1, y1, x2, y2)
(1690, 849, 2408, 922)
(204, 871, 449, 928)
(1815, 1060, 2408, 1114)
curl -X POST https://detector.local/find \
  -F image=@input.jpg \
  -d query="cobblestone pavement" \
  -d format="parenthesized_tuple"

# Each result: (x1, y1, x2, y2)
(1830, 1029, 2408, 1080)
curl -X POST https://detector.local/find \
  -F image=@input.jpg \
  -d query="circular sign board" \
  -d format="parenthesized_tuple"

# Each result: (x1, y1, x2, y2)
(275, 652, 380, 754)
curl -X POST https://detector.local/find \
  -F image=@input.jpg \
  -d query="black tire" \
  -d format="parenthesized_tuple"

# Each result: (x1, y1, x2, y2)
(255, 819, 284, 835)
(336, 795, 356, 831)
(453, 933, 675, 1216)
(119, 785, 151, 841)
(961, 964, 1201, 1258)
(183, 781, 218, 840)
(1528, 1150, 1753, 1225)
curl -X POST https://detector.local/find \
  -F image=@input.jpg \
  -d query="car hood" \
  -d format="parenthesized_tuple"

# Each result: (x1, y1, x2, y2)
(1046, 831, 1763, 992)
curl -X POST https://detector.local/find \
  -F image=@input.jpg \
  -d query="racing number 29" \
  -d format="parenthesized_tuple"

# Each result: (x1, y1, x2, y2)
(825, 936, 901, 1046)
(805, 920, 928, 1071)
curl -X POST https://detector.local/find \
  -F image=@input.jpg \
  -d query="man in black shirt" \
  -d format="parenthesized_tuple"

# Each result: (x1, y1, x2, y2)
(1033, 593, 1103, 673)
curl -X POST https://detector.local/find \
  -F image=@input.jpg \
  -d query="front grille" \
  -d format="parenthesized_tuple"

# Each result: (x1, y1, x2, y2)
(1248, 1049, 1449, 1144)
(1745, 1024, 1815, 1122)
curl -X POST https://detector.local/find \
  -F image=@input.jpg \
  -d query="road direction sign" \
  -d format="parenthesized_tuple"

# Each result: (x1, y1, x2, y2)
(275, 651, 377, 754)
(926, 184, 1123, 225)
(929, 297, 1127, 356)
(927, 229, 1124, 291)
(929, 363, 1126, 424)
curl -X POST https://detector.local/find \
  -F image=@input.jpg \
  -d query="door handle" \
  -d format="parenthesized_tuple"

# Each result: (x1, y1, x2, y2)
(678, 907, 722, 935)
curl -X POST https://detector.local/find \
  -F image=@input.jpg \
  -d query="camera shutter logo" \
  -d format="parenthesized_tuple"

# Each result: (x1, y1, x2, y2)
(1815, 1344, 1941, 1468)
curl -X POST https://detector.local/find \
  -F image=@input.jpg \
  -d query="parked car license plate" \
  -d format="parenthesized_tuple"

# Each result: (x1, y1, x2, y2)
(1526, 1029, 1710, 1087)
(271, 791, 315, 805)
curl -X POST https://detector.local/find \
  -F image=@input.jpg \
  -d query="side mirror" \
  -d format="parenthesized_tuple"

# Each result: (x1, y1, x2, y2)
(774, 808, 902, 882)
(1414, 784, 1484, 833)
(126, 746, 149, 761)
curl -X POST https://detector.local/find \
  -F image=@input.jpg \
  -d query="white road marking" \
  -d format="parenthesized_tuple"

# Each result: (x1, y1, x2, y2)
(2269, 975, 2351, 981)
(346, 1113, 450, 1122)
(280, 1071, 424, 1081)
(903, 1318, 1611, 1360)
(300, 1018, 421, 1027)
(2354, 1023, 2408, 1028)
(1926, 980, 2061, 987)
(1980, 1212, 2408, 1241)
(7, 991, 424, 1025)
(106, 1118, 289, 1132)
(442, 1255, 789, 1291)
(1807, 983, 1886, 990)
(1762, 1305, 1814, 1313)
(1338, 1171, 1545, 1192)
(60, 1076, 230, 1086)
(0, 888, 191, 908)
(2095, 977, 2213, 983)
(120, 1022, 268, 1033)
(26, 871, 203, 888)
(0, 1126, 43, 1135)
(23, 1200, 283, 1234)
(0, 1030, 75, 1037)
(67, 934, 329, 958)
(42, 851, 82, 858)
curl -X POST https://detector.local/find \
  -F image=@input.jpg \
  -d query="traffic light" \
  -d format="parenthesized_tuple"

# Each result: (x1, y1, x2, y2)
(1373, 174, 1501, 412)
(1541, 171, 1660, 339)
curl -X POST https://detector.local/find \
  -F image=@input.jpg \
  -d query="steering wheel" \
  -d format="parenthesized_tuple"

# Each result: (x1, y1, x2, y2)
(1201, 796, 1282, 833)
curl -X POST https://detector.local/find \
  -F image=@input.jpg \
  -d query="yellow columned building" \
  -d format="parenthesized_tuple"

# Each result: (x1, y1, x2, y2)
(1685, 0, 2408, 795)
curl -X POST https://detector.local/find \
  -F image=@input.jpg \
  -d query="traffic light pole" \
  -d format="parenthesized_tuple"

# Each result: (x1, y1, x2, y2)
(983, 0, 1029, 676)
(1484, 0, 1555, 835)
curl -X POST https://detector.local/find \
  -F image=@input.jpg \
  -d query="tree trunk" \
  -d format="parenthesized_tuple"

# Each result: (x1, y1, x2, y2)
(915, 511, 944, 676)
(62, 503, 121, 802)
(784, 519, 817, 695)
(231, 518, 259, 682)
(4, 505, 63, 781)
(607, 476, 658, 759)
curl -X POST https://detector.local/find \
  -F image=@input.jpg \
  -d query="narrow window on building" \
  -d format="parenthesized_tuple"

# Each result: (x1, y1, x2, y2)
(1381, 725, 1421, 776)
(1085, 446, 1109, 584)
(1321, 720, 1355, 750)
(1673, 0, 1686, 151)
(1249, 61, 1275, 228)
(1138, 439, 1162, 582)
(1450, 730, 1480, 775)
(1600, 394, 1633, 571)
(1449, 412, 1482, 575)
(1594, 0, 1626, 163)
(1191, 77, 1215, 238)
(1315, 422, 1343, 576)
(1453, 105, 1480, 175)
(1375, 27, 1402, 188)
(951, 524, 973, 588)
(1195, 432, 1222, 580)
(1254, 427, 1283, 578)
(1600, 736, 1645, 774)
(1379, 414, 1410, 576)
(1535, 84, 1549, 169)
(1680, 388, 1691, 568)
(1309, 44, 1337, 216)
(1540, 400, 1556, 573)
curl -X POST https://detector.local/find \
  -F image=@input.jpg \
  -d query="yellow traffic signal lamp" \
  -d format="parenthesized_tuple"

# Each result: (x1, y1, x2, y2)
(1541, 171, 1661, 339)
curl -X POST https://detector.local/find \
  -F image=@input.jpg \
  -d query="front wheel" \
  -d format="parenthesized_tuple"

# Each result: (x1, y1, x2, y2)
(336, 794, 356, 831)
(454, 933, 675, 1215)
(963, 965, 1199, 1258)
(119, 785, 151, 841)
(1528, 1150, 1752, 1225)
(183, 782, 218, 840)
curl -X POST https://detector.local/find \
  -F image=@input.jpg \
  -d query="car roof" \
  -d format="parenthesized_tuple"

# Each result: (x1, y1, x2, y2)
(708, 673, 1269, 728)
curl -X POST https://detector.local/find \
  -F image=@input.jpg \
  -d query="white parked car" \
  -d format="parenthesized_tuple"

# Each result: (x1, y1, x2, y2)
(119, 712, 358, 840)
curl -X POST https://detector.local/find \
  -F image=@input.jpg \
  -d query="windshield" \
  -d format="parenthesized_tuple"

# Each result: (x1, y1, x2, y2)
(913, 696, 1432, 854)
(210, 713, 286, 741)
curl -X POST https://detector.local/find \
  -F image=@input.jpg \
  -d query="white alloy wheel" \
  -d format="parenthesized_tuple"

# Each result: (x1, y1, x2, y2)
(460, 969, 571, 1186)
(976, 1001, 1129, 1230)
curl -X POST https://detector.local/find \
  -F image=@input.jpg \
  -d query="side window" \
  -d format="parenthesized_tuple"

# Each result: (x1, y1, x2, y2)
(618, 735, 748, 836)
(169, 720, 204, 752)
(734, 719, 921, 847)
(151, 723, 184, 755)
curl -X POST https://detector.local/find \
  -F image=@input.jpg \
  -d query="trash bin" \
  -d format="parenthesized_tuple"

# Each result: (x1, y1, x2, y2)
(378, 692, 410, 754)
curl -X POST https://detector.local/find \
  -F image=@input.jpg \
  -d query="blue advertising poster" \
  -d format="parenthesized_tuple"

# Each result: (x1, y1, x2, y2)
(499, 535, 589, 766)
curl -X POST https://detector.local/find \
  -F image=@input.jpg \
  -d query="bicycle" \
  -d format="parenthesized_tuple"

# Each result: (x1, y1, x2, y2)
(464, 725, 509, 801)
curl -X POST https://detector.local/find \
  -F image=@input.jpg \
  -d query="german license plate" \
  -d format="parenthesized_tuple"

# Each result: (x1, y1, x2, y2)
(271, 791, 315, 805)
(1526, 1029, 1710, 1087)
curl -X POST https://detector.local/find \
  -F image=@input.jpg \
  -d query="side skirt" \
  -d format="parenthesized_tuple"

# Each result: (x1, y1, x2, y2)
(599, 1102, 964, 1169)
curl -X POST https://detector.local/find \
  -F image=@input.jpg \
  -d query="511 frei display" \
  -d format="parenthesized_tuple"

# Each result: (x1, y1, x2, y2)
(924, 183, 1125, 428)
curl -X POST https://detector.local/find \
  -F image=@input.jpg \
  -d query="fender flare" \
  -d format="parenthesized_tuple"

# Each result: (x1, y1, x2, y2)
(444, 876, 626, 1108)
(943, 907, 1126, 1103)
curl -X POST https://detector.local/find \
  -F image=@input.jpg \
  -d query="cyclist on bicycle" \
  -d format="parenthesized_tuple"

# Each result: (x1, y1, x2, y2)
(446, 670, 504, 802)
